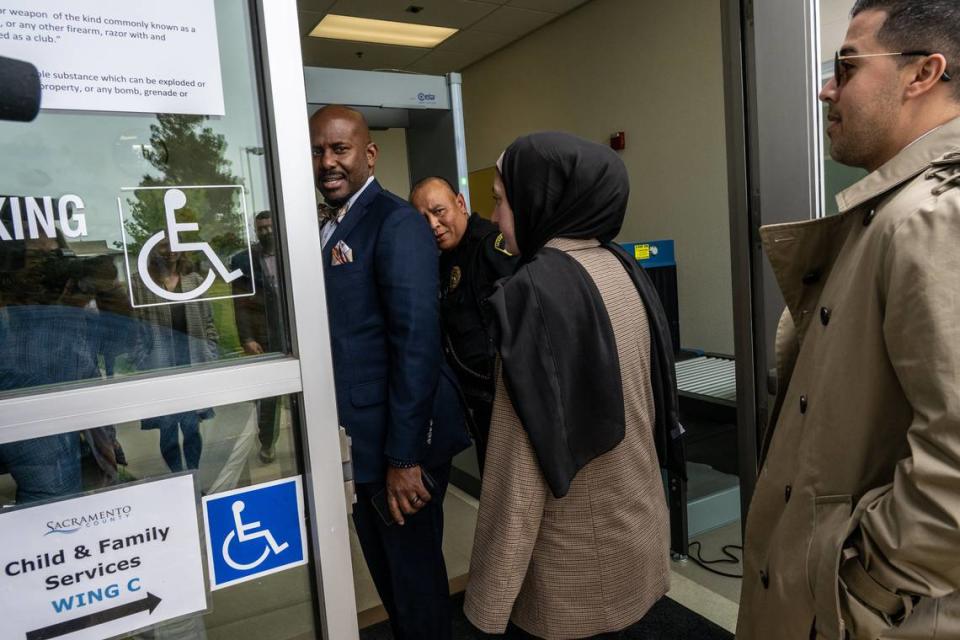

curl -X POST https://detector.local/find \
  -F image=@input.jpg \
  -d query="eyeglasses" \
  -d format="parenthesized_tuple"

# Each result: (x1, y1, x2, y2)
(834, 50, 952, 87)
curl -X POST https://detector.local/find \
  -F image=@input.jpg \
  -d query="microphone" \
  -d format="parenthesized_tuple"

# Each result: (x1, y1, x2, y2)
(0, 56, 41, 122)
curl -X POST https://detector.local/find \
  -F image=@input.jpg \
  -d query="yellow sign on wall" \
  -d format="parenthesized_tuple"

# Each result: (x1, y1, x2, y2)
(467, 166, 497, 219)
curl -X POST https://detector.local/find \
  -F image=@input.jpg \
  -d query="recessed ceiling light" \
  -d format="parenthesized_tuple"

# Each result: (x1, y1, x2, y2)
(309, 14, 457, 48)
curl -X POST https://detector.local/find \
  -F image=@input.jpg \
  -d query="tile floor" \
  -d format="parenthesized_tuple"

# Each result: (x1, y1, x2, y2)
(668, 521, 743, 633)
(673, 521, 743, 603)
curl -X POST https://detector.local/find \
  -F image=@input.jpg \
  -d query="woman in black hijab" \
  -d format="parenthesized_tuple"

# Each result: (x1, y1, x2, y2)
(464, 132, 683, 639)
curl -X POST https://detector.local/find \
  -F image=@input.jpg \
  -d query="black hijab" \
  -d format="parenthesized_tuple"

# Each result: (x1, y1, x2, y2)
(490, 132, 684, 498)
(501, 131, 627, 258)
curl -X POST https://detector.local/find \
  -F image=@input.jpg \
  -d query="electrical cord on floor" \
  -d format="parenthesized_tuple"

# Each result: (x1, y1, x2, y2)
(686, 541, 744, 579)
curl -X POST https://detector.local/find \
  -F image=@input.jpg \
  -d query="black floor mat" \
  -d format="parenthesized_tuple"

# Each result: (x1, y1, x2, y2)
(361, 591, 734, 640)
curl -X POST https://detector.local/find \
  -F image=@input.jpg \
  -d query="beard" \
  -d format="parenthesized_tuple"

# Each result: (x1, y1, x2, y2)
(827, 90, 900, 170)
(258, 233, 275, 252)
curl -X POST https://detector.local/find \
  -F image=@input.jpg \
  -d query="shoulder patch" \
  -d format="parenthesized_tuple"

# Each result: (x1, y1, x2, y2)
(931, 150, 960, 167)
(928, 152, 960, 196)
(493, 233, 513, 256)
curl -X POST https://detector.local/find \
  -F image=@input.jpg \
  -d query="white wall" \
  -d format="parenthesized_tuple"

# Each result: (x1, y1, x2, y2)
(821, 0, 857, 63)
(462, 0, 734, 353)
(370, 128, 410, 198)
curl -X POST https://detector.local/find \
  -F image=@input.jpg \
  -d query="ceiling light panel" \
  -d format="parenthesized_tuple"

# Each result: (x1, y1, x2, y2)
(326, 0, 498, 30)
(309, 14, 458, 48)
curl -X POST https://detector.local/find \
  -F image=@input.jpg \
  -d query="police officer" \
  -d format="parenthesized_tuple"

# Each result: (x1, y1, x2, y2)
(410, 177, 517, 473)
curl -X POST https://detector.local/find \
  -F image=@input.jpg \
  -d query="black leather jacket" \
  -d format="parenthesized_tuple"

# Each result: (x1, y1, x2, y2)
(438, 214, 517, 404)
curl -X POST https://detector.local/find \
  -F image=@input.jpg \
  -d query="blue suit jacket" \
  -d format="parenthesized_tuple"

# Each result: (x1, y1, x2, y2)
(323, 179, 470, 483)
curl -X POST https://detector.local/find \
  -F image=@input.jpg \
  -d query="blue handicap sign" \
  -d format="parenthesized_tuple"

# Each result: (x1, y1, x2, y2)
(202, 476, 307, 589)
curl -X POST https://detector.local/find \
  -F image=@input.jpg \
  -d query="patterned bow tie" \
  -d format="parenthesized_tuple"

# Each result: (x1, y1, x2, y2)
(318, 202, 345, 224)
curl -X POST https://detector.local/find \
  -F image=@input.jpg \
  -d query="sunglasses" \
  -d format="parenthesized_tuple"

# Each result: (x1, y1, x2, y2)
(834, 50, 953, 87)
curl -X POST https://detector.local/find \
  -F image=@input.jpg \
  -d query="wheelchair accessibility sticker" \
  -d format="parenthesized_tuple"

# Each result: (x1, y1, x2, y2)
(117, 184, 254, 308)
(202, 476, 308, 590)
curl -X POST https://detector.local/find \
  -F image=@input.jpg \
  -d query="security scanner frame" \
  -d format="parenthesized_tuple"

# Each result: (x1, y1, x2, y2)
(303, 67, 472, 210)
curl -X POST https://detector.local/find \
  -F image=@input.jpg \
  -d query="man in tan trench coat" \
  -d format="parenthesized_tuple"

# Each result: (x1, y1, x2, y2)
(738, 2, 960, 639)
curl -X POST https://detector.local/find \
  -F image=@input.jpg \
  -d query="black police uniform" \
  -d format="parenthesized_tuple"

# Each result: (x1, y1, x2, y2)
(438, 214, 517, 473)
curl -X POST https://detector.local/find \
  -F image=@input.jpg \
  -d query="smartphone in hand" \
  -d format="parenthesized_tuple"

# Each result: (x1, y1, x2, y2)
(371, 468, 436, 526)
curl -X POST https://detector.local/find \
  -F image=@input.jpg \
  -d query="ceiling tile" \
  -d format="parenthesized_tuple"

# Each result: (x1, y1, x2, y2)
(434, 29, 515, 55)
(299, 0, 589, 72)
(405, 49, 481, 75)
(469, 6, 554, 36)
(327, 0, 499, 29)
(506, 0, 589, 13)
(297, 0, 337, 13)
(301, 37, 428, 71)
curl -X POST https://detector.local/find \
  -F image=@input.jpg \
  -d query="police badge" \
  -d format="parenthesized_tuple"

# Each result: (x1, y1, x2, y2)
(494, 232, 513, 256)
(449, 266, 462, 291)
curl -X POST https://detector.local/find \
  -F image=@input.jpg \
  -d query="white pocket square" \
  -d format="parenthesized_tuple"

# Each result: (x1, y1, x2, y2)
(331, 240, 354, 266)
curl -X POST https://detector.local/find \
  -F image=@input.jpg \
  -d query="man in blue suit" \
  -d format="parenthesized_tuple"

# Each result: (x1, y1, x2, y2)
(310, 105, 470, 639)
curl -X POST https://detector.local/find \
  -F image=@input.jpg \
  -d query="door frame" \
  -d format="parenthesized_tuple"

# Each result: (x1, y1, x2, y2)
(723, 0, 825, 521)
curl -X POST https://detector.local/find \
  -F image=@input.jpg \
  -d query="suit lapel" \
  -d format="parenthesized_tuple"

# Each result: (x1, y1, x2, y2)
(323, 179, 383, 262)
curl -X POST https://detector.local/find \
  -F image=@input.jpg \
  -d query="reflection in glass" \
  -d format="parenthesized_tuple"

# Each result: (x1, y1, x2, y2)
(0, 395, 318, 639)
(123, 115, 248, 275)
(0, 0, 286, 397)
(231, 210, 284, 463)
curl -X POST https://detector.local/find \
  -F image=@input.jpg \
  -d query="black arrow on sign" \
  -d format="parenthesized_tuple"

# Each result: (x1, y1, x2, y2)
(26, 592, 161, 640)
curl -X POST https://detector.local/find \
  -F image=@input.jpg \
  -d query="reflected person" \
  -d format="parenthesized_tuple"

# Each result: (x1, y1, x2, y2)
(231, 210, 284, 463)
(133, 237, 219, 473)
(0, 235, 137, 501)
(409, 177, 517, 473)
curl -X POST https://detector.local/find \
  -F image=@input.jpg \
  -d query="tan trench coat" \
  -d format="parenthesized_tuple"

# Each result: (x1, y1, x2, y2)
(738, 117, 960, 640)
(464, 238, 670, 639)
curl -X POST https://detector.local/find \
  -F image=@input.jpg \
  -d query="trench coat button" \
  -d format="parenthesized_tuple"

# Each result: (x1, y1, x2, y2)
(785, 485, 793, 503)
(863, 208, 877, 226)
(760, 570, 770, 589)
(800, 395, 808, 414)
(820, 307, 832, 326)
(802, 270, 821, 285)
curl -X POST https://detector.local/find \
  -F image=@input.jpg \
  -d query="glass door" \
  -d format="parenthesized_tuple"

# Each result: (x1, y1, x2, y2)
(0, 1, 355, 638)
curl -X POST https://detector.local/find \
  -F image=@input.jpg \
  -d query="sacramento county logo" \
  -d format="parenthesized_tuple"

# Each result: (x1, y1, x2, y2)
(45, 505, 133, 536)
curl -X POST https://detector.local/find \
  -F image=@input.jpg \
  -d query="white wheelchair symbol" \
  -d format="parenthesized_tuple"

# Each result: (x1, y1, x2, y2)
(137, 188, 243, 302)
(222, 499, 289, 571)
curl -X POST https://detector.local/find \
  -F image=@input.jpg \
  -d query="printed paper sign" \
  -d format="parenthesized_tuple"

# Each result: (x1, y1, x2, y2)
(203, 477, 308, 590)
(0, 474, 207, 640)
(0, 0, 225, 115)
